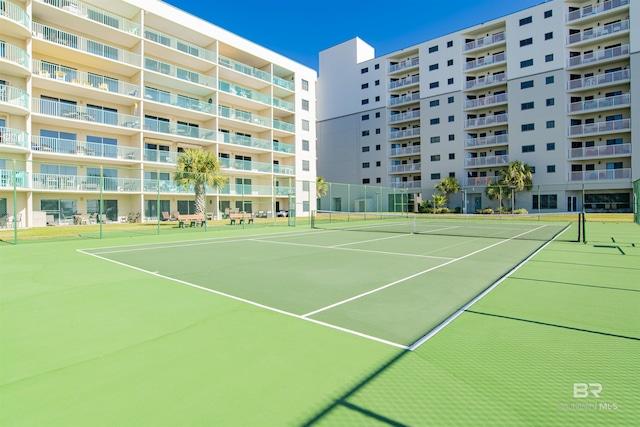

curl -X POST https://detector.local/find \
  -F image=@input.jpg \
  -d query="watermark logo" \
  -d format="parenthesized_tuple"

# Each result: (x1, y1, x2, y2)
(557, 383, 618, 411)
(573, 383, 602, 398)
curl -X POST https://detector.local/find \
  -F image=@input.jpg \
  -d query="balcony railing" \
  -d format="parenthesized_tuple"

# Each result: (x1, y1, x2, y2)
(389, 57, 419, 73)
(0, 85, 29, 109)
(0, 41, 30, 69)
(273, 164, 295, 175)
(389, 110, 421, 123)
(566, 0, 629, 22)
(568, 93, 630, 113)
(32, 173, 141, 192)
(567, 19, 630, 45)
(567, 69, 630, 91)
(219, 157, 273, 174)
(567, 44, 630, 68)
(465, 177, 492, 186)
(143, 148, 179, 164)
(0, 169, 29, 189)
(568, 168, 630, 182)
(144, 57, 215, 87)
(143, 118, 216, 141)
(32, 136, 141, 160)
(219, 80, 275, 109)
(465, 73, 507, 90)
(390, 163, 421, 173)
(465, 134, 509, 148)
(218, 131, 272, 151)
(35, 0, 140, 35)
(390, 181, 422, 189)
(465, 155, 509, 168)
(568, 119, 630, 136)
(218, 105, 270, 128)
(1, 1, 30, 29)
(463, 33, 505, 52)
(464, 52, 506, 71)
(465, 93, 508, 110)
(568, 143, 631, 159)
(273, 118, 295, 133)
(389, 75, 420, 89)
(390, 146, 421, 156)
(218, 55, 294, 92)
(389, 92, 420, 106)
(273, 141, 295, 154)
(33, 98, 140, 129)
(143, 27, 216, 62)
(0, 127, 29, 149)
(464, 114, 508, 129)
(390, 128, 420, 140)
(142, 179, 189, 194)
(144, 87, 214, 114)
(32, 23, 141, 67)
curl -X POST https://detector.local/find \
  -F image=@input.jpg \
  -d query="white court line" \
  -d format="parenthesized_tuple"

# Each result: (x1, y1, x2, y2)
(330, 233, 410, 247)
(408, 224, 571, 351)
(301, 224, 548, 318)
(76, 248, 408, 350)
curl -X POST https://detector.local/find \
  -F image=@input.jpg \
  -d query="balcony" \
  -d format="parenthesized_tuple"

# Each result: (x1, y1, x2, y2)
(144, 87, 214, 115)
(566, 0, 629, 23)
(0, 127, 29, 150)
(389, 58, 419, 74)
(218, 105, 269, 128)
(273, 164, 295, 175)
(465, 155, 509, 168)
(464, 73, 507, 91)
(390, 181, 422, 189)
(568, 119, 630, 136)
(465, 176, 492, 186)
(567, 93, 630, 114)
(0, 42, 30, 75)
(567, 69, 630, 91)
(465, 134, 508, 149)
(0, 169, 29, 189)
(389, 110, 421, 124)
(144, 57, 216, 89)
(143, 27, 216, 63)
(1, 1, 30, 34)
(218, 131, 272, 151)
(389, 75, 420, 90)
(0, 85, 29, 114)
(33, 98, 140, 130)
(389, 92, 420, 106)
(463, 33, 506, 52)
(568, 143, 631, 159)
(465, 93, 507, 110)
(390, 128, 420, 140)
(390, 145, 421, 157)
(464, 52, 506, 71)
(567, 19, 630, 46)
(143, 149, 179, 164)
(568, 168, 630, 182)
(218, 55, 294, 92)
(35, 0, 140, 35)
(567, 44, 630, 69)
(219, 157, 274, 174)
(219, 80, 294, 111)
(390, 163, 421, 174)
(32, 136, 141, 161)
(32, 173, 141, 192)
(273, 141, 295, 154)
(142, 179, 189, 194)
(464, 113, 508, 130)
(143, 118, 216, 142)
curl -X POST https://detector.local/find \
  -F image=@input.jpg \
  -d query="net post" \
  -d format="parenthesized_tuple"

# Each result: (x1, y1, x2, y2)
(582, 212, 587, 243)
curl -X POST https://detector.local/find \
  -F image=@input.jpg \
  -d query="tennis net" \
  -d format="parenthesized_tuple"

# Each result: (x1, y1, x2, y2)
(311, 211, 578, 242)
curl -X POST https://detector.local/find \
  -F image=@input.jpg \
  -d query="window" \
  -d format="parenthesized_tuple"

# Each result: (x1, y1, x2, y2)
(546, 98, 555, 106)
(448, 115, 454, 122)
(375, 128, 381, 134)
(361, 99, 369, 105)
(375, 112, 381, 118)
(431, 155, 441, 161)
(448, 78, 454, 85)
(429, 63, 439, 71)
(447, 40, 453, 48)
(362, 178, 370, 184)
(430, 136, 440, 143)
(545, 54, 554, 62)
(521, 102, 534, 110)
(533, 194, 558, 209)
(530, 166, 536, 174)
(522, 144, 535, 152)
(302, 139, 309, 151)
(447, 59, 454, 66)
(301, 120, 309, 131)
(546, 76, 554, 84)
(301, 79, 309, 90)
(362, 130, 369, 136)
(431, 173, 441, 180)
(374, 64, 380, 70)
(430, 100, 440, 107)
(362, 146, 370, 152)
(429, 45, 438, 53)
(522, 124, 535, 132)
(521, 80, 534, 89)
(430, 118, 440, 125)
(375, 80, 380, 86)
(449, 153, 455, 160)
(547, 165, 556, 173)
(301, 99, 309, 111)
(430, 81, 439, 89)
(376, 177, 381, 183)
(361, 67, 368, 74)
(545, 32, 553, 40)
(546, 120, 555, 128)
(544, 9, 552, 18)
(448, 134, 455, 141)
(448, 96, 454, 103)
(520, 16, 532, 26)
(376, 161, 381, 167)
(362, 114, 369, 120)
(520, 38, 533, 47)
(375, 96, 380, 102)
(362, 162, 370, 168)
(375, 144, 381, 150)
(361, 83, 369, 89)
(547, 142, 555, 151)
(302, 160, 310, 171)
(520, 59, 534, 68)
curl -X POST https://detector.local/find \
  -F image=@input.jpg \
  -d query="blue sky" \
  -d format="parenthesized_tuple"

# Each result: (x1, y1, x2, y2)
(163, 0, 546, 71)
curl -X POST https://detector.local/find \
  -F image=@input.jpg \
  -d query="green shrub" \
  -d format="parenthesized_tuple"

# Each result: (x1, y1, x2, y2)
(513, 208, 528, 214)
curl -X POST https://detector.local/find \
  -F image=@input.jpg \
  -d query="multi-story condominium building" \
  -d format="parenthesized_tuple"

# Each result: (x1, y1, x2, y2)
(318, 0, 638, 214)
(1, 0, 317, 227)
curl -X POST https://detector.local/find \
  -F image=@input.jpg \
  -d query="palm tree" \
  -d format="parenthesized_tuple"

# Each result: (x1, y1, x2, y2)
(174, 149, 227, 214)
(499, 160, 533, 208)
(316, 176, 328, 198)
(485, 179, 509, 211)
(435, 176, 461, 208)
(433, 194, 447, 211)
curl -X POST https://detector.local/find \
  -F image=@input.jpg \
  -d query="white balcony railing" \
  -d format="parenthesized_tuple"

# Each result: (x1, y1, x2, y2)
(465, 134, 509, 148)
(389, 75, 420, 90)
(1, 1, 30, 30)
(465, 73, 507, 90)
(390, 163, 421, 173)
(568, 168, 630, 182)
(465, 155, 509, 168)
(465, 93, 508, 110)
(389, 110, 421, 123)
(567, 69, 630, 91)
(0, 127, 30, 149)
(567, 19, 630, 45)
(35, 0, 140, 35)
(390, 128, 421, 140)
(31, 136, 142, 161)
(389, 92, 420, 106)
(464, 52, 506, 71)
(566, 0, 629, 22)
(568, 94, 630, 113)
(390, 181, 422, 189)
(389, 57, 419, 73)
(568, 143, 631, 159)
(465, 177, 492, 186)
(464, 114, 508, 129)
(463, 33, 505, 52)
(568, 119, 630, 136)
(567, 44, 630, 68)
(390, 146, 421, 156)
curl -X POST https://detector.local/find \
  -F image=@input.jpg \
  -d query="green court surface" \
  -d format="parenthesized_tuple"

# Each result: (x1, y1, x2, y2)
(1, 220, 638, 426)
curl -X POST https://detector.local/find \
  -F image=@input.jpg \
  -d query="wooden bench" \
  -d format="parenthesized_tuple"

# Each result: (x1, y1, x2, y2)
(177, 214, 205, 228)
(229, 212, 253, 225)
